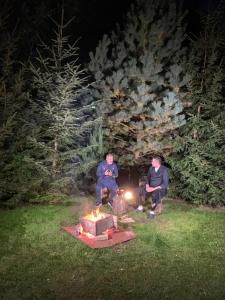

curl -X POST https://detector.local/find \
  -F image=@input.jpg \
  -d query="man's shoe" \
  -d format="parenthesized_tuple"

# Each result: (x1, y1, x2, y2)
(147, 211, 155, 219)
(135, 205, 144, 212)
(151, 203, 157, 209)
(135, 208, 144, 212)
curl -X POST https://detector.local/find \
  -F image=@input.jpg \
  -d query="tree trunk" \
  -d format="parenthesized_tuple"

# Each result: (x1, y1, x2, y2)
(53, 139, 58, 169)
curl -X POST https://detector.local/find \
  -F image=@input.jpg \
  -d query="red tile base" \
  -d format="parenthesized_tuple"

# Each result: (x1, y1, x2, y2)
(63, 225, 135, 249)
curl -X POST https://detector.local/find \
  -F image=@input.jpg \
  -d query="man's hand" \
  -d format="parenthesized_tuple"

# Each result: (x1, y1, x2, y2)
(146, 185, 154, 192)
(146, 184, 161, 192)
(105, 170, 112, 176)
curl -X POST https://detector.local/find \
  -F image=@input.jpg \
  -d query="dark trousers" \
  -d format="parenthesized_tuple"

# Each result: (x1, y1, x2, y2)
(138, 186, 167, 206)
(96, 180, 118, 205)
(151, 189, 167, 205)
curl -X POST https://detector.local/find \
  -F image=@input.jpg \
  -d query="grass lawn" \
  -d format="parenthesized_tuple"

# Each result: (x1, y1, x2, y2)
(0, 198, 225, 300)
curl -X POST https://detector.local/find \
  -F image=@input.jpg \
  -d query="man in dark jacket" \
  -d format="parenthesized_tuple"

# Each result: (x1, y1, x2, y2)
(95, 153, 118, 208)
(146, 156, 169, 218)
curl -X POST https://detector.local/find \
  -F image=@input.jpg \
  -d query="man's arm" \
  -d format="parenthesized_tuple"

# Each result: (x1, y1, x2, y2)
(112, 164, 118, 178)
(160, 167, 169, 190)
(146, 168, 155, 192)
(146, 185, 161, 192)
(96, 162, 103, 178)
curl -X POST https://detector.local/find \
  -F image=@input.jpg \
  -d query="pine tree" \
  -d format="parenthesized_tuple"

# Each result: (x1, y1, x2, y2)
(169, 9, 225, 206)
(88, 0, 190, 166)
(0, 6, 33, 203)
(28, 10, 100, 193)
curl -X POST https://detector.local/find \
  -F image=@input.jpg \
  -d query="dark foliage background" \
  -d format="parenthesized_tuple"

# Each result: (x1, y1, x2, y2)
(0, 0, 224, 206)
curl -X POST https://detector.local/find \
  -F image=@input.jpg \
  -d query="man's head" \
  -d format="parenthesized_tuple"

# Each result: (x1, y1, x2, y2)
(106, 153, 114, 164)
(151, 156, 162, 168)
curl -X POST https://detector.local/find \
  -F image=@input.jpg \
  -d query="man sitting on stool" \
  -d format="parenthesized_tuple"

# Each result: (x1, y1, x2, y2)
(95, 153, 118, 208)
(136, 156, 169, 217)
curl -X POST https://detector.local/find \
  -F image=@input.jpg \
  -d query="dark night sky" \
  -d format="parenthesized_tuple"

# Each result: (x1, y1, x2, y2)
(10, 0, 223, 62)
(59, 0, 221, 55)
(76, 0, 135, 60)
(68, 0, 222, 61)
(71, 0, 218, 56)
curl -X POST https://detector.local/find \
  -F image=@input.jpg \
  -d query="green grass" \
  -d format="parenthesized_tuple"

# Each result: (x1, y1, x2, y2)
(0, 199, 225, 300)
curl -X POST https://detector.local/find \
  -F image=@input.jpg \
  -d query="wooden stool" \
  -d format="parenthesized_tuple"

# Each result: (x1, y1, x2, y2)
(155, 203, 163, 214)
(112, 195, 127, 216)
(101, 187, 110, 204)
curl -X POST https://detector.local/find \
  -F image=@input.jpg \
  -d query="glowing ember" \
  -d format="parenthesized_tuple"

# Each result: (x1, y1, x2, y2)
(78, 224, 95, 238)
(83, 208, 106, 222)
(85, 232, 95, 239)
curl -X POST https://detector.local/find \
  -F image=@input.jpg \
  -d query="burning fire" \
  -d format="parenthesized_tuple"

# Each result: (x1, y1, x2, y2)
(79, 224, 83, 234)
(78, 224, 95, 238)
(83, 208, 106, 222)
(77, 208, 116, 240)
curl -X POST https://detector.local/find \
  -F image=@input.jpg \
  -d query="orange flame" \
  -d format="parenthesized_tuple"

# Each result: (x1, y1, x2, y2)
(79, 225, 94, 238)
(83, 208, 106, 222)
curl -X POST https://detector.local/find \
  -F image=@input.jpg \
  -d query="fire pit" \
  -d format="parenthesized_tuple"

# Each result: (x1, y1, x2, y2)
(63, 207, 135, 248)
(80, 208, 114, 236)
